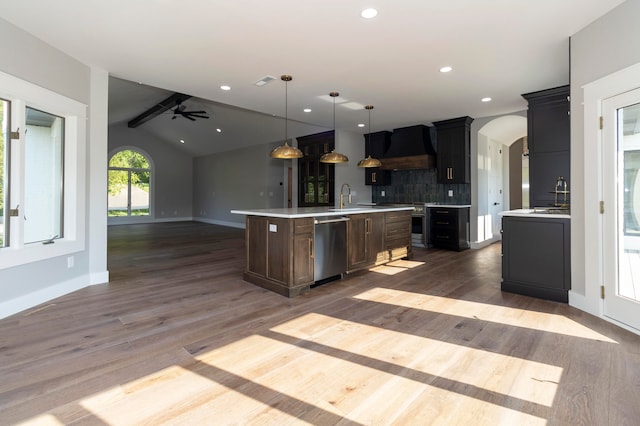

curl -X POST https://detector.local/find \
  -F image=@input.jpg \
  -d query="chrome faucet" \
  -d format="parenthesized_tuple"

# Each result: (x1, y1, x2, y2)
(339, 183, 351, 209)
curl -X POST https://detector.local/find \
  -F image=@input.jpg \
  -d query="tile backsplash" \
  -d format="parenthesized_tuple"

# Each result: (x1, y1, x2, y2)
(371, 169, 470, 204)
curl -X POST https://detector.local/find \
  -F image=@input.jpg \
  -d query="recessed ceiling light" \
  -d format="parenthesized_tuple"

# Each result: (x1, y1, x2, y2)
(303, 108, 312, 113)
(361, 8, 378, 19)
(440, 66, 453, 73)
(216, 128, 222, 133)
(180, 139, 185, 144)
(481, 97, 492, 102)
(220, 85, 231, 91)
(358, 123, 365, 128)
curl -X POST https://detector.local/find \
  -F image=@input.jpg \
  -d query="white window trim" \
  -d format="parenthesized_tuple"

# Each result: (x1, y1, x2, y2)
(0, 71, 87, 269)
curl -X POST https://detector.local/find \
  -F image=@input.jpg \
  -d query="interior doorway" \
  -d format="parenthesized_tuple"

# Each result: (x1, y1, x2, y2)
(475, 115, 527, 246)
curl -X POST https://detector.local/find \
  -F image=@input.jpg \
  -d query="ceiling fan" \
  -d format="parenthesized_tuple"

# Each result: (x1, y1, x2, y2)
(171, 101, 210, 121)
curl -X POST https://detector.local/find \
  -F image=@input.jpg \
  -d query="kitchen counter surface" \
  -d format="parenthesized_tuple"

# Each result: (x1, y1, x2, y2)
(499, 208, 571, 219)
(425, 204, 471, 208)
(231, 206, 415, 219)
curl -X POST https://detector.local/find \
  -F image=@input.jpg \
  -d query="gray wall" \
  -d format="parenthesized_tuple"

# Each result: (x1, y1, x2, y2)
(193, 142, 288, 227)
(509, 138, 524, 210)
(0, 18, 107, 317)
(108, 122, 194, 221)
(570, 0, 640, 295)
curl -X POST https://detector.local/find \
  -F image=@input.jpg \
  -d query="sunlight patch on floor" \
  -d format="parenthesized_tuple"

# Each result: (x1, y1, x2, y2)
(17, 414, 66, 425)
(354, 287, 618, 343)
(270, 313, 562, 409)
(369, 259, 425, 275)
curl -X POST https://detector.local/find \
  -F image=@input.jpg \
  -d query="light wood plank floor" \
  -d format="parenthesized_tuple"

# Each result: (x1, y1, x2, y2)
(1, 221, 639, 425)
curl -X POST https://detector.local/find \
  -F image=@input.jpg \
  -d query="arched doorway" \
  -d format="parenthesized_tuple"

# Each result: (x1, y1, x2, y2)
(108, 148, 153, 219)
(474, 115, 527, 245)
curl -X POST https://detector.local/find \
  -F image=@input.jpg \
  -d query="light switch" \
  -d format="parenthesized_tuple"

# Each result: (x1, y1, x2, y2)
(269, 224, 277, 232)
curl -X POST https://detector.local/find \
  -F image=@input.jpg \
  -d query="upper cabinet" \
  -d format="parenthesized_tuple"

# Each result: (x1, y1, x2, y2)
(297, 131, 335, 207)
(434, 116, 473, 184)
(363, 131, 391, 186)
(521, 85, 570, 208)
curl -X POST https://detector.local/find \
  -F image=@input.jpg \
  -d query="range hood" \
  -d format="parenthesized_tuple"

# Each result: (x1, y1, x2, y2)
(379, 124, 436, 170)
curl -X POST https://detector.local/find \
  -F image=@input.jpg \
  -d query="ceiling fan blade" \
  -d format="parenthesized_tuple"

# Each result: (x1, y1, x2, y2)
(185, 115, 196, 121)
(187, 114, 209, 119)
(182, 110, 207, 114)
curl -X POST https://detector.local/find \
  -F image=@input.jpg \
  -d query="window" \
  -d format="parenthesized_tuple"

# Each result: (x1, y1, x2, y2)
(0, 71, 86, 270)
(108, 149, 151, 218)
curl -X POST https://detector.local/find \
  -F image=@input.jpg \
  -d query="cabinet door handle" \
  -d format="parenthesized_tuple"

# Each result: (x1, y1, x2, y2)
(372, 172, 376, 183)
(309, 238, 314, 258)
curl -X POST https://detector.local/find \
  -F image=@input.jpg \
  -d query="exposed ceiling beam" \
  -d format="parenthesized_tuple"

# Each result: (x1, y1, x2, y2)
(127, 92, 192, 128)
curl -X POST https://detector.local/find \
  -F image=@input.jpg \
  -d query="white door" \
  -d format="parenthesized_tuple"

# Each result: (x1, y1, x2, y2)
(602, 87, 640, 331)
(488, 140, 504, 239)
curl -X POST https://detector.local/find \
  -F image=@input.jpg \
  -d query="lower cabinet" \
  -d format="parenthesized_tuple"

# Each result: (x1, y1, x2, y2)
(427, 207, 470, 251)
(347, 213, 385, 272)
(245, 216, 314, 297)
(243, 210, 413, 297)
(501, 215, 571, 302)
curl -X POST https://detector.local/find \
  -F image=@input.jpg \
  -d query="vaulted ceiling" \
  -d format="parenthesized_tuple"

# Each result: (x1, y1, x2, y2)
(0, 0, 627, 156)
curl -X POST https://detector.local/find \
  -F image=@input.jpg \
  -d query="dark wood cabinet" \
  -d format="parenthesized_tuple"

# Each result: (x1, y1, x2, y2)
(501, 215, 571, 302)
(363, 131, 391, 186)
(244, 216, 314, 297)
(427, 206, 470, 251)
(347, 213, 385, 271)
(385, 210, 412, 260)
(522, 85, 570, 208)
(433, 116, 473, 184)
(297, 131, 335, 207)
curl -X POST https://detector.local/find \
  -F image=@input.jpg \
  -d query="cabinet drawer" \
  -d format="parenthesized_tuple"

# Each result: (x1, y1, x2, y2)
(430, 210, 458, 228)
(431, 228, 458, 244)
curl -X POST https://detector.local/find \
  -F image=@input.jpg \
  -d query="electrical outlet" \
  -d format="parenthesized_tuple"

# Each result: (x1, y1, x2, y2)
(381, 190, 386, 197)
(448, 190, 454, 197)
(67, 256, 74, 268)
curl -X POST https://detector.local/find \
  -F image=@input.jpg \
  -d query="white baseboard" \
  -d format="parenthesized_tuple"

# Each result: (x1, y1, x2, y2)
(90, 270, 109, 285)
(0, 275, 90, 319)
(470, 235, 501, 250)
(194, 217, 245, 229)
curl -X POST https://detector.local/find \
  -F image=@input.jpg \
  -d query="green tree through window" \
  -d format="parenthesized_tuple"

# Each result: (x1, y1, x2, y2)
(108, 149, 151, 217)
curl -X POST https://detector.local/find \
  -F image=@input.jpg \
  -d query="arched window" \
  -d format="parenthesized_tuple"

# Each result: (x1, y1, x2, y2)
(108, 149, 152, 217)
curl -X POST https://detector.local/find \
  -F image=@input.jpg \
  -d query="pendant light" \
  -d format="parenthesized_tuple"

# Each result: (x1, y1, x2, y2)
(357, 105, 382, 168)
(270, 75, 303, 159)
(320, 91, 349, 164)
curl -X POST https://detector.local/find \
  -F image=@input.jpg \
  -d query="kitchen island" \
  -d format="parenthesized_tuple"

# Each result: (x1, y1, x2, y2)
(231, 206, 414, 297)
(500, 209, 571, 302)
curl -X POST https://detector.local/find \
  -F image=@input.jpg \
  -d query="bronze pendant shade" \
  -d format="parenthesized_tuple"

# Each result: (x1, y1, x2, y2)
(320, 91, 349, 164)
(270, 75, 303, 159)
(357, 105, 382, 168)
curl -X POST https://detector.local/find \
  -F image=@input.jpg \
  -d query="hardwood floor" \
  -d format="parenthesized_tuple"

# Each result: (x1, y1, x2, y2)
(1, 221, 639, 425)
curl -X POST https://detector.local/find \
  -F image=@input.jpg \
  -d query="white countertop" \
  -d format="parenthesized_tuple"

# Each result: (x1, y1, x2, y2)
(425, 204, 471, 208)
(230, 206, 415, 219)
(499, 208, 571, 219)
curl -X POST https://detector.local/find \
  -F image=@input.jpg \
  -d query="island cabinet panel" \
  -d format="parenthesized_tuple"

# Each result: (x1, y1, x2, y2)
(385, 210, 412, 260)
(347, 213, 385, 272)
(501, 215, 571, 302)
(244, 216, 314, 297)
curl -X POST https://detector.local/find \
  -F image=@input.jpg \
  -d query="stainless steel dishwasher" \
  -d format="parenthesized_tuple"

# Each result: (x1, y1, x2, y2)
(314, 216, 349, 282)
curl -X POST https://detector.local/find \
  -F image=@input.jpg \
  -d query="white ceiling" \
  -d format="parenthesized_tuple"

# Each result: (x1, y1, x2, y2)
(0, 0, 626, 156)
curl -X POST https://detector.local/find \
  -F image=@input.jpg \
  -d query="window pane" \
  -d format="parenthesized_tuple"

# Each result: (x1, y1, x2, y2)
(131, 171, 150, 216)
(0, 98, 9, 248)
(108, 169, 129, 217)
(24, 107, 64, 244)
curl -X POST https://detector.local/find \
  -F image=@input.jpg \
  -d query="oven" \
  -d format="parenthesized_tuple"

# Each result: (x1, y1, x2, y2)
(411, 203, 427, 248)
